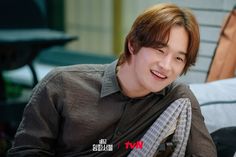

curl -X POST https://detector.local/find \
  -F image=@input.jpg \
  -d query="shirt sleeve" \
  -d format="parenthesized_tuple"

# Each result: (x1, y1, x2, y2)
(185, 87, 217, 157)
(7, 69, 63, 157)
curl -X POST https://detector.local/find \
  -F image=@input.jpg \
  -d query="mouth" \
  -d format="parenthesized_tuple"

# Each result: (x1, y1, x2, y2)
(150, 70, 168, 80)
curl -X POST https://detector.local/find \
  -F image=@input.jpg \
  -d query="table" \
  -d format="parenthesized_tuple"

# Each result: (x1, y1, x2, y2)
(0, 28, 77, 100)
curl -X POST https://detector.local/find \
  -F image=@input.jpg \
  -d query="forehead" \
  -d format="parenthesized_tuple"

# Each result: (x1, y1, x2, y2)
(167, 26, 189, 55)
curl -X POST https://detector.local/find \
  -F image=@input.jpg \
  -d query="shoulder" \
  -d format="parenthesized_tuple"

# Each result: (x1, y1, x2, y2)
(167, 81, 191, 96)
(43, 64, 108, 82)
(52, 64, 108, 76)
(33, 64, 108, 93)
(167, 81, 200, 110)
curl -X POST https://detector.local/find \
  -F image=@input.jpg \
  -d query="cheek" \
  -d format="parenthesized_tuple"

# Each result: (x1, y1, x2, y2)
(134, 53, 150, 68)
(134, 58, 151, 79)
(133, 51, 159, 74)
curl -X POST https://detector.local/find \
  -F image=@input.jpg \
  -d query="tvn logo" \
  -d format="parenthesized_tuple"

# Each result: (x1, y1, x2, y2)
(120, 141, 143, 149)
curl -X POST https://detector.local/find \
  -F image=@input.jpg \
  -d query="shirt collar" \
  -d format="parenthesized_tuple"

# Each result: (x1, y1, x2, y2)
(100, 60, 120, 98)
(154, 86, 168, 96)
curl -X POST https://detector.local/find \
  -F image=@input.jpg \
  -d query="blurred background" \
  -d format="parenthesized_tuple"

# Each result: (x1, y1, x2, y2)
(0, 0, 236, 156)
(64, 0, 235, 83)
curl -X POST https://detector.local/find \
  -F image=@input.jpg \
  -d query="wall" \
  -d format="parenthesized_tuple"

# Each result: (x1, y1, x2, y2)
(65, 0, 113, 55)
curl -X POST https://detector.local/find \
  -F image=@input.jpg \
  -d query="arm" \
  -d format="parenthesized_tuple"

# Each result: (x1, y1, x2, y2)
(7, 69, 63, 157)
(185, 89, 217, 157)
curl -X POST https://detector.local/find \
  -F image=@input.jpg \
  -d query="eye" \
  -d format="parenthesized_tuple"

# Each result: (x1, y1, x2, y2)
(176, 57, 184, 62)
(157, 49, 165, 54)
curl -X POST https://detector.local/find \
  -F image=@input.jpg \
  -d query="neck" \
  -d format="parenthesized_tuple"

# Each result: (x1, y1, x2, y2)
(117, 62, 150, 98)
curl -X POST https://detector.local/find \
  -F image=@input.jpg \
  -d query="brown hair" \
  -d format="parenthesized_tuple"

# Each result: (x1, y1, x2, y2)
(118, 3, 200, 74)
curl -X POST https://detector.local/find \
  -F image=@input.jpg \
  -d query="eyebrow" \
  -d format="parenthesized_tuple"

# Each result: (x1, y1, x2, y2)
(178, 51, 187, 56)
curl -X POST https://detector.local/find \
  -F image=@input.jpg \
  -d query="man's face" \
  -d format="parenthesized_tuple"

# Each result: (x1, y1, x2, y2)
(129, 26, 188, 93)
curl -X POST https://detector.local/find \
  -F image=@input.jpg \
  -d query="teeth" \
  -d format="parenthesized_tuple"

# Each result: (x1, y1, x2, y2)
(152, 70, 166, 79)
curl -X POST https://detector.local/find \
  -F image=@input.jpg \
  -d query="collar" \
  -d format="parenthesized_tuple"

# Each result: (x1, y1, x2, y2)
(154, 82, 174, 97)
(100, 60, 121, 98)
(154, 86, 168, 96)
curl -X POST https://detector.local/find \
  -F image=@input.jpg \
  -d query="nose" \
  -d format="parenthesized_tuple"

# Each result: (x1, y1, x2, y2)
(159, 55, 172, 71)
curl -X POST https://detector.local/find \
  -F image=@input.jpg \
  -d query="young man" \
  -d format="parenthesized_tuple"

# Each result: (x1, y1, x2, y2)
(8, 3, 217, 157)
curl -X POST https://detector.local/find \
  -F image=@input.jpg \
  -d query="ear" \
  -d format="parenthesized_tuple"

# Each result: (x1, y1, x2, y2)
(128, 40, 135, 55)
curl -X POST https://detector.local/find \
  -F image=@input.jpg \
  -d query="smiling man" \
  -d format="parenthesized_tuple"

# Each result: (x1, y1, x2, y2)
(117, 26, 189, 98)
(8, 3, 217, 157)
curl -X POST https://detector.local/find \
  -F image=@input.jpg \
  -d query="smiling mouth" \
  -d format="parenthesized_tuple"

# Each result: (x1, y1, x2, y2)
(151, 70, 167, 79)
